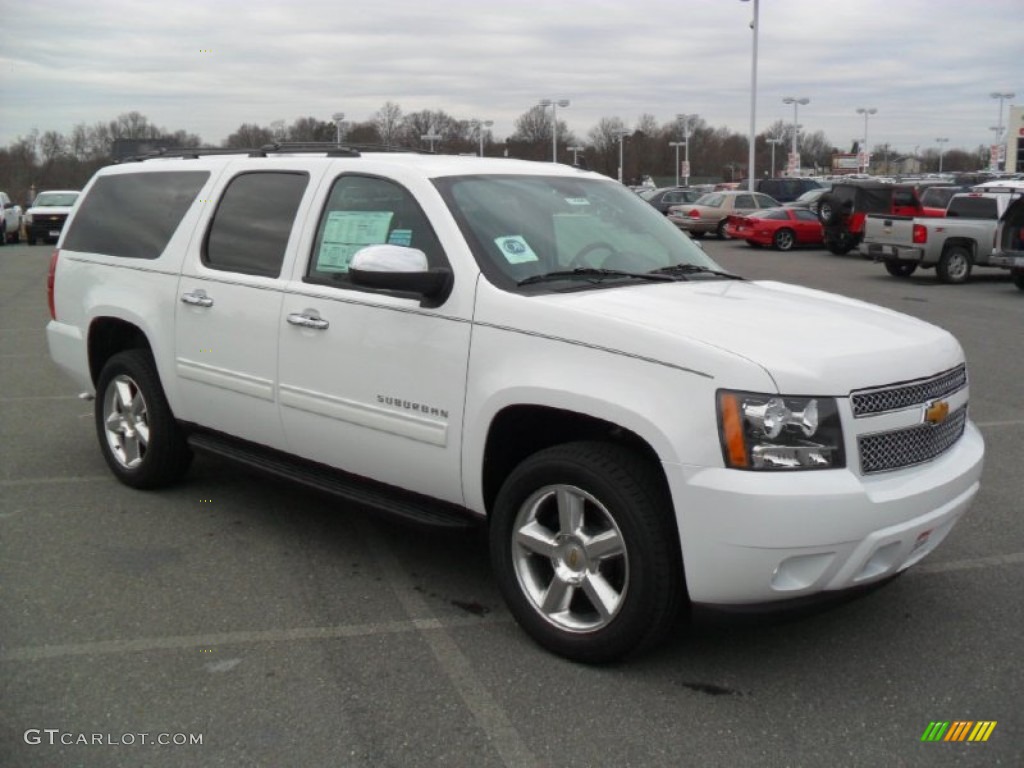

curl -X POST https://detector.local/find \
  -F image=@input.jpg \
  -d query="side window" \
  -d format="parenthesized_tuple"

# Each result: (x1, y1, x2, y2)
(63, 171, 210, 259)
(204, 172, 308, 278)
(736, 194, 755, 208)
(795, 209, 819, 221)
(306, 175, 445, 286)
(753, 194, 778, 208)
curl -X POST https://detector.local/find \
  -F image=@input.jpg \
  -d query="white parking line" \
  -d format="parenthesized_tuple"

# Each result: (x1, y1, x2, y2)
(357, 518, 539, 768)
(0, 475, 110, 487)
(974, 419, 1024, 428)
(0, 615, 509, 663)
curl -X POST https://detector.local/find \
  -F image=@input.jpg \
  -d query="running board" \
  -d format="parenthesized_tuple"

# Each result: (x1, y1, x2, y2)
(186, 430, 480, 530)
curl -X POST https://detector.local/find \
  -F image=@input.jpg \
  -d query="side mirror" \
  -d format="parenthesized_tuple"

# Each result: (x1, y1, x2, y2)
(349, 245, 452, 306)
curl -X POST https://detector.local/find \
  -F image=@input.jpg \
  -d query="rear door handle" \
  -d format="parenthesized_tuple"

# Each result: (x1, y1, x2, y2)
(287, 312, 329, 330)
(181, 290, 213, 307)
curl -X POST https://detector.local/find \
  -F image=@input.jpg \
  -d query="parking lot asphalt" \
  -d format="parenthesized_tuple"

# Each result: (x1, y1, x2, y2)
(2, 240, 1021, 767)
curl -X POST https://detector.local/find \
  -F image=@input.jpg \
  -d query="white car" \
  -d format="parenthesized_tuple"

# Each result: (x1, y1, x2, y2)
(46, 149, 984, 662)
(25, 189, 79, 245)
(0, 191, 22, 244)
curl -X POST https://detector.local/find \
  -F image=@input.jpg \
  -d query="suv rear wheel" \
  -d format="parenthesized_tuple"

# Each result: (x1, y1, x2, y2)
(95, 349, 192, 488)
(1011, 269, 1024, 292)
(490, 441, 683, 663)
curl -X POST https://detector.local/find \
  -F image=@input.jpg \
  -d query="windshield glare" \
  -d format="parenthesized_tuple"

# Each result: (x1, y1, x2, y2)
(434, 174, 722, 290)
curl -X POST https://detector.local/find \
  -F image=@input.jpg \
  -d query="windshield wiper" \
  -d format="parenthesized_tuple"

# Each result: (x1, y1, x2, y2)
(648, 264, 744, 280)
(518, 268, 676, 287)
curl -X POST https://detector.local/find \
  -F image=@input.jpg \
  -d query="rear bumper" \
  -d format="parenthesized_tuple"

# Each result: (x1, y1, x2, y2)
(862, 243, 925, 262)
(665, 421, 984, 605)
(990, 252, 1024, 269)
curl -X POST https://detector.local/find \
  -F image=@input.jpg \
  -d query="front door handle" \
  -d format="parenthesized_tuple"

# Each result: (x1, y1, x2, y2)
(287, 312, 329, 330)
(181, 290, 214, 308)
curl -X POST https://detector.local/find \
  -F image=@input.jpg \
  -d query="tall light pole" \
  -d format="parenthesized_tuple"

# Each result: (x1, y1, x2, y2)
(856, 107, 877, 174)
(936, 137, 949, 173)
(567, 145, 585, 166)
(421, 131, 442, 152)
(766, 137, 784, 178)
(669, 141, 685, 186)
(331, 112, 345, 144)
(677, 113, 696, 186)
(741, 0, 759, 191)
(538, 98, 570, 162)
(782, 96, 809, 176)
(472, 119, 493, 157)
(990, 91, 1015, 170)
(615, 129, 631, 183)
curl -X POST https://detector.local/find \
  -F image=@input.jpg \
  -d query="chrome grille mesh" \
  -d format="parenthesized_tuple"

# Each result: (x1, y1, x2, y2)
(850, 364, 967, 417)
(859, 406, 967, 474)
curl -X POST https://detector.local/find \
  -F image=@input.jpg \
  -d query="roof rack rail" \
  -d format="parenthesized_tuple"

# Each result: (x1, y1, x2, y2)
(118, 142, 438, 164)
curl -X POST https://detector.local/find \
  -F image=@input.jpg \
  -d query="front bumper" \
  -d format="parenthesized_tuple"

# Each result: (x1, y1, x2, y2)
(665, 420, 984, 605)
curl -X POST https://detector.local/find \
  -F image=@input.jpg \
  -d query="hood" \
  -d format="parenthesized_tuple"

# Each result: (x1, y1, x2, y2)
(492, 279, 964, 395)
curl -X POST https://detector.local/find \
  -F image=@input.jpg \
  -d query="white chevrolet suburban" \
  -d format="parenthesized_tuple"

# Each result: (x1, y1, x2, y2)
(46, 146, 984, 662)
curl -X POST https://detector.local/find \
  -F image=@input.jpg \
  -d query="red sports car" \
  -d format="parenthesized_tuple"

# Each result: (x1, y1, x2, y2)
(724, 207, 824, 251)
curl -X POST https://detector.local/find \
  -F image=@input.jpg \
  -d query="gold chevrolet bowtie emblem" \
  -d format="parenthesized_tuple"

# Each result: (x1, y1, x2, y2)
(924, 400, 949, 425)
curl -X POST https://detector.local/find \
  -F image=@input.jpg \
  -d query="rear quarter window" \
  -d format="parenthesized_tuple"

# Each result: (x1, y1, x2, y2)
(62, 171, 209, 259)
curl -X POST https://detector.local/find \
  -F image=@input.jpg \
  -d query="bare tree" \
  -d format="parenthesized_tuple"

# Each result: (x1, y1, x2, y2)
(288, 116, 334, 142)
(375, 101, 403, 146)
(223, 123, 277, 148)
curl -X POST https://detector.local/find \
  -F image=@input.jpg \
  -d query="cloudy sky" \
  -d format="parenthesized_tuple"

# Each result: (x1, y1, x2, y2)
(2, 0, 1020, 155)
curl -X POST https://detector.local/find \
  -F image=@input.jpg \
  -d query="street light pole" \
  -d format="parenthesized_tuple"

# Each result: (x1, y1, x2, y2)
(567, 145, 585, 166)
(740, 0, 759, 192)
(668, 141, 685, 186)
(782, 96, 809, 176)
(473, 119, 493, 157)
(676, 113, 695, 186)
(615, 129, 630, 183)
(936, 137, 949, 173)
(856, 107, 877, 174)
(990, 91, 1015, 170)
(331, 112, 345, 145)
(766, 137, 783, 178)
(538, 99, 570, 162)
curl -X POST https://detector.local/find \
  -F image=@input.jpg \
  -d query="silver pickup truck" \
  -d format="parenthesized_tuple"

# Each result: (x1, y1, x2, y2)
(861, 192, 1017, 284)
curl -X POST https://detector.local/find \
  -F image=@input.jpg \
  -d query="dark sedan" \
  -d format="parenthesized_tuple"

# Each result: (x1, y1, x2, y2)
(638, 186, 704, 215)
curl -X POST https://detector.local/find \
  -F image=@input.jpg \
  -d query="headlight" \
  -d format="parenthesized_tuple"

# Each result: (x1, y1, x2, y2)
(717, 390, 845, 470)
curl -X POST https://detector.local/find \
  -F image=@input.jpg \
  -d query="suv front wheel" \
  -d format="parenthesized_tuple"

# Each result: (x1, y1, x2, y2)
(490, 441, 683, 663)
(95, 349, 192, 488)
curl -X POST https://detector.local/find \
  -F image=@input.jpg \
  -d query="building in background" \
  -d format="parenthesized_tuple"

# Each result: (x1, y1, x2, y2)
(1005, 105, 1023, 174)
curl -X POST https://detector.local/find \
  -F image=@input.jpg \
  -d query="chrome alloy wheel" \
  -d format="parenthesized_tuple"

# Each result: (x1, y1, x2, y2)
(102, 374, 150, 468)
(511, 484, 629, 632)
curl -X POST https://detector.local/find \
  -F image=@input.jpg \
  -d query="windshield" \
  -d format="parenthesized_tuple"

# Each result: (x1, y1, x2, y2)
(34, 192, 79, 207)
(434, 174, 725, 291)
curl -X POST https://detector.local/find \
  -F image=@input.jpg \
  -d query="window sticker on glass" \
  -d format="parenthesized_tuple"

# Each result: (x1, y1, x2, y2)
(388, 228, 412, 247)
(317, 211, 394, 272)
(564, 197, 590, 206)
(494, 235, 539, 264)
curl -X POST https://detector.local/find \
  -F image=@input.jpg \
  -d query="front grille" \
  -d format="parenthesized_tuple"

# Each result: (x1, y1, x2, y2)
(850, 364, 966, 417)
(858, 405, 967, 474)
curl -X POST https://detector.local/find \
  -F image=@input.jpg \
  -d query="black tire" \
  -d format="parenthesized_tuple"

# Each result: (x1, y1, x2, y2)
(9, 228, 19, 244)
(27, 234, 36, 245)
(688, 231, 705, 240)
(1012, 269, 1024, 292)
(884, 260, 918, 278)
(95, 349, 192, 489)
(490, 441, 684, 663)
(716, 220, 729, 239)
(826, 232, 858, 255)
(936, 245, 972, 284)
(772, 228, 796, 251)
